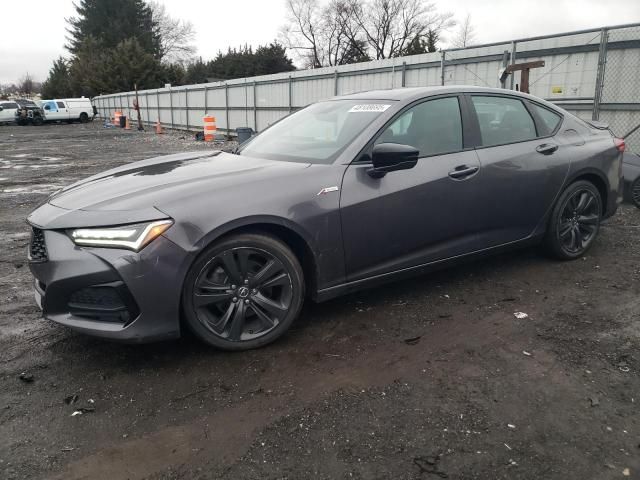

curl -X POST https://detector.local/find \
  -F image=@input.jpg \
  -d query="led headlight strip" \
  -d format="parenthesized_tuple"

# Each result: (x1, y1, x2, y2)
(70, 220, 173, 251)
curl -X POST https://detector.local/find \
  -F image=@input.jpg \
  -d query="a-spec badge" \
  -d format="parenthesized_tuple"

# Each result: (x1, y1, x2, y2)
(317, 186, 339, 196)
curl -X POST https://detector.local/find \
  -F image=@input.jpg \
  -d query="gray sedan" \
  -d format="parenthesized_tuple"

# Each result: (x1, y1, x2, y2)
(27, 86, 624, 350)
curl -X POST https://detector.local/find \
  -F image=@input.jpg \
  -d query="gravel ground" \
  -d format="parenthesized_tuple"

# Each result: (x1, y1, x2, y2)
(0, 122, 638, 480)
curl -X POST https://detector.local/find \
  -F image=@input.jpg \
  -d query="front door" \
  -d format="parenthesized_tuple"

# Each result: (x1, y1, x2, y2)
(340, 95, 485, 281)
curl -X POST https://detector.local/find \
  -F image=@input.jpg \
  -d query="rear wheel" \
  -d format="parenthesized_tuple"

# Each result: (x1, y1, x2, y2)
(79, 112, 89, 123)
(32, 116, 44, 126)
(182, 233, 305, 350)
(631, 178, 640, 209)
(545, 180, 602, 259)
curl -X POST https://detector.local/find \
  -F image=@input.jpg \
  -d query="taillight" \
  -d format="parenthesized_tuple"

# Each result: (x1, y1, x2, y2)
(614, 137, 625, 153)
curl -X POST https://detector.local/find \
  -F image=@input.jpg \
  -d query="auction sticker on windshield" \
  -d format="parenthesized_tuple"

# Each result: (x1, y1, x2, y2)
(348, 104, 391, 113)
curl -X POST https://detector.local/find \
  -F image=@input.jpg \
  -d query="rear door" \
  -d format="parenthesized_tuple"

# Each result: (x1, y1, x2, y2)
(467, 94, 570, 246)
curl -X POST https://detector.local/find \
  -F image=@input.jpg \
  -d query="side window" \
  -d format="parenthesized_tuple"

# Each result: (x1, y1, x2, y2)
(472, 96, 536, 146)
(376, 97, 463, 157)
(3, 102, 18, 109)
(529, 103, 562, 136)
(56, 101, 65, 108)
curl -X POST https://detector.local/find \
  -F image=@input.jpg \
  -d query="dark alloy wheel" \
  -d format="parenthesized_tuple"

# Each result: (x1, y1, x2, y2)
(632, 178, 640, 209)
(79, 112, 89, 123)
(546, 180, 602, 259)
(182, 233, 305, 350)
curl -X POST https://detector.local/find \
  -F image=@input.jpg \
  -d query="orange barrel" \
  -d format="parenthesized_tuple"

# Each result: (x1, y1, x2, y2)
(203, 115, 216, 142)
(113, 111, 122, 126)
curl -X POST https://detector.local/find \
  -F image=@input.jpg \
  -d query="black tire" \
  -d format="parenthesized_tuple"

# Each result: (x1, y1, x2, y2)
(79, 112, 89, 123)
(631, 178, 640, 209)
(32, 116, 44, 126)
(545, 180, 602, 260)
(182, 233, 305, 350)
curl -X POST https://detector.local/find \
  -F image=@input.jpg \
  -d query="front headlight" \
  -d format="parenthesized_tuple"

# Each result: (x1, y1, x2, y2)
(69, 220, 173, 251)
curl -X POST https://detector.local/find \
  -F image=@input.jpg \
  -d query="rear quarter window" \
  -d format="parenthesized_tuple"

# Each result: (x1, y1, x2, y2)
(529, 103, 562, 136)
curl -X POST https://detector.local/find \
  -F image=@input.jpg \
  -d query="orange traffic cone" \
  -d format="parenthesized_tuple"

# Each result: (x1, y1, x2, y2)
(124, 117, 131, 130)
(155, 119, 163, 134)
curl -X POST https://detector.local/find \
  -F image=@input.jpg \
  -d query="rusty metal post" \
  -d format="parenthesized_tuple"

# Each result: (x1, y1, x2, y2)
(593, 28, 609, 121)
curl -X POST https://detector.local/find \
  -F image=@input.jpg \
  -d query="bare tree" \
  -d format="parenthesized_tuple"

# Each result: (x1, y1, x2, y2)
(281, 0, 368, 67)
(19, 73, 35, 96)
(282, 0, 453, 66)
(351, 0, 455, 59)
(451, 14, 476, 48)
(150, 1, 196, 63)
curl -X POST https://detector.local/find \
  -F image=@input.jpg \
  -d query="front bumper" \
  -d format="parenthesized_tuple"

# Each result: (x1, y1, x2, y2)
(28, 228, 188, 343)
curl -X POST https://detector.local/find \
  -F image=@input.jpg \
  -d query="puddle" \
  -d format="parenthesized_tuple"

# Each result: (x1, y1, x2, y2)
(11, 154, 30, 158)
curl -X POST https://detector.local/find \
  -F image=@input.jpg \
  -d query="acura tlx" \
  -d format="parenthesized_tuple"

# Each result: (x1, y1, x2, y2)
(27, 86, 623, 350)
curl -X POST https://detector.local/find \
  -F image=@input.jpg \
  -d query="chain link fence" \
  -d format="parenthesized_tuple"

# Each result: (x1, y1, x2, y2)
(93, 23, 640, 152)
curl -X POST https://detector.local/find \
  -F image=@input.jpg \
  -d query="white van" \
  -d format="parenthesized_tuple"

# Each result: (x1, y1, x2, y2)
(0, 100, 19, 124)
(40, 98, 93, 123)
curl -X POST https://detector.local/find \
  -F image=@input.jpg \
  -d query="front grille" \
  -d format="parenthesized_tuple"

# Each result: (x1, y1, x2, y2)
(29, 227, 48, 262)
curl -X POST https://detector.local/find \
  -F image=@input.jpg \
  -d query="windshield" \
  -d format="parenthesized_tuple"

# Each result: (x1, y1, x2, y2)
(239, 100, 394, 164)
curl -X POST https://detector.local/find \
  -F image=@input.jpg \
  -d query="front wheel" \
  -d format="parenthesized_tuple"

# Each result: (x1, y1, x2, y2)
(182, 233, 305, 350)
(545, 180, 602, 260)
(631, 178, 640, 209)
(32, 116, 44, 126)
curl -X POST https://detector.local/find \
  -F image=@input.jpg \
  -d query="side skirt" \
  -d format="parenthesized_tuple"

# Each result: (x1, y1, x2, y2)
(314, 234, 544, 302)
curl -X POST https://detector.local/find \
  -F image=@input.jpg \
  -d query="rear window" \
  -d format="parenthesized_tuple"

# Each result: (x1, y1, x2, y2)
(472, 96, 537, 147)
(529, 103, 562, 135)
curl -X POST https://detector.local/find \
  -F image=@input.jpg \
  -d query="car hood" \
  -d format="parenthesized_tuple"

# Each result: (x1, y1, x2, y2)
(47, 150, 311, 213)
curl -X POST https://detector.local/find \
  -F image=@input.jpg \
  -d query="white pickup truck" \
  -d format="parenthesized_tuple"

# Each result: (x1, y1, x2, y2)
(39, 98, 94, 123)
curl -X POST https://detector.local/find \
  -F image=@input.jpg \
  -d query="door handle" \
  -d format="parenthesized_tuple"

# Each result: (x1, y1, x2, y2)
(448, 165, 479, 179)
(536, 143, 558, 155)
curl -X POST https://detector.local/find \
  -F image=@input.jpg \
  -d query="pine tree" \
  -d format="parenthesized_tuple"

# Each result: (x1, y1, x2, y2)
(41, 57, 73, 98)
(66, 0, 160, 58)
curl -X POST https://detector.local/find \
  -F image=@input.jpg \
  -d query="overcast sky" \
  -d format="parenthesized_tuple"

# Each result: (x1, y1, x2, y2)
(1, 0, 638, 84)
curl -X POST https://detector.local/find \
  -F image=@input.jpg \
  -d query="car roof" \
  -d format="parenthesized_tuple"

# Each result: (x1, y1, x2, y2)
(333, 85, 539, 103)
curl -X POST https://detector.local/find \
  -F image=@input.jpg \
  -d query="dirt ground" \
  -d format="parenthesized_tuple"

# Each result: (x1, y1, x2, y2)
(0, 122, 638, 480)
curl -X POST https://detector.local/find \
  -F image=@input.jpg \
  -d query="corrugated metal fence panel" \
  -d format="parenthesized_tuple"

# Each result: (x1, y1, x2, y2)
(92, 23, 640, 143)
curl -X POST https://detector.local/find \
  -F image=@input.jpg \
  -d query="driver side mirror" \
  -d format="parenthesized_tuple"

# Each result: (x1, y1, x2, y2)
(367, 143, 419, 178)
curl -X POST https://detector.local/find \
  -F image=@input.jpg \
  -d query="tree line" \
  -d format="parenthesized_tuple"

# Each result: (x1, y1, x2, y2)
(37, 0, 470, 100)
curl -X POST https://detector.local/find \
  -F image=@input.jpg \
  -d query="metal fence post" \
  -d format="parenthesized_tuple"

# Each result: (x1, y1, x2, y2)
(440, 51, 446, 86)
(288, 76, 293, 113)
(334, 70, 339, 95)
(510, 41, 517, 90)
(156, 90, 160, 124)
(593, 28, 609, 121)
(169, 87, 174, 129)
(253, 81, 257, 132)
(401, 62, 407, 88)
(204, 85, 208, 114)
(225, 82, 230, 134)
(185, 89, 189, 130)
(145, 91, 149, 125)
